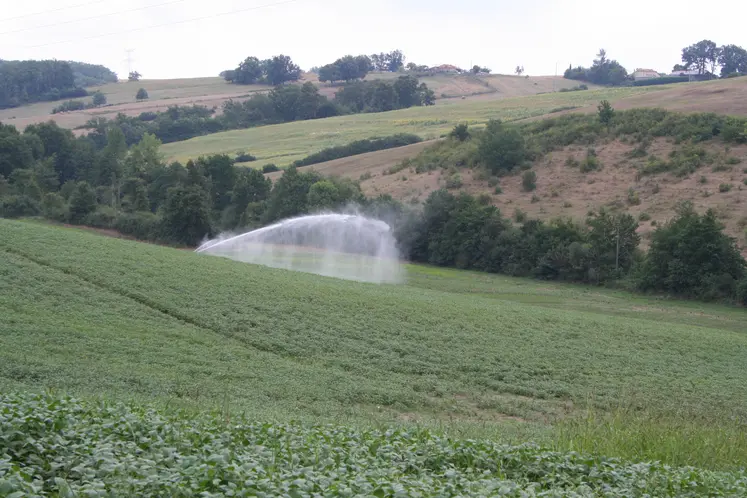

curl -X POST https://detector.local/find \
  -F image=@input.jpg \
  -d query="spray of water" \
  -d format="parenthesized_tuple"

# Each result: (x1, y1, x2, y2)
(195, 213, 404, 284)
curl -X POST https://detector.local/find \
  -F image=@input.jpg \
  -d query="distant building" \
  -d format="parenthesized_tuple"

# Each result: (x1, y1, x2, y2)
(632, 69, 661, 81)
(669, 69, 710, 81)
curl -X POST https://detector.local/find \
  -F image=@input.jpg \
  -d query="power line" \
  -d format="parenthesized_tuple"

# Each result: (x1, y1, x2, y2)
(20, 0, 300, 49)
(1, 0, 189, 36)
(0, 0, 114, 23)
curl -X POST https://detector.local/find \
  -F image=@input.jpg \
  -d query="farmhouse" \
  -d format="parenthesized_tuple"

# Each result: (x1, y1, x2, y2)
(669, 68, 710, 81)
(429, 64, 461, 74)
(632, 69, 661, 81)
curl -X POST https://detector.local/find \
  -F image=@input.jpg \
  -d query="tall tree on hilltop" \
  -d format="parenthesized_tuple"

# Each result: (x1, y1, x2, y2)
(233, 56, 264, 84)
(263, 55, 301, 86)
(718, 44, 747, 76)
(681, 40, 720, 76)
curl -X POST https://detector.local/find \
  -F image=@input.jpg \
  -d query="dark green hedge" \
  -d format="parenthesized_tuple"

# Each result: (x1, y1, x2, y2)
(632, 76, 689, 86)
(293, 134, 422, 167)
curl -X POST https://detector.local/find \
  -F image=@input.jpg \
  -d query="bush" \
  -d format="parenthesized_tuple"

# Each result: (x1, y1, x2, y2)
(83, 206, 117, 228)
(638, 212, 651, 221)
(449, 124, 470, 141)
(627, 188, 641, 205)
(235, 152, 256, 163)
(737, 280, 747, 305)
(114, 211, 160, 240)
(52, 100, 85, 114)
(522, 171, 537, 191)
(293, 134, 422, 167)
(68, 181, 98, 224)
(514, 208, 527, 222)
(136, 88, 149, 100)
(0, 195, 40, 217)
(92, 91, 107, 107)
(445, 173, 463, 189)
(719, 183, 733, 193)
(262, 164, 280, 173)
(478, 120, 526, 174)
(41, 192, 68, 221)
(580, 149, 601, 172)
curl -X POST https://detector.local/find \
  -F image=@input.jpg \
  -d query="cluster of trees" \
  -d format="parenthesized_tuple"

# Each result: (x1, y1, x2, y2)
(67, 62, 118, 87)
(52, 91, 107, 114)
(396, 189, 746, 303)
(318, 55, 373, 84)
(0, 60, 88, 109)
(369, 51, 405, 72)
(564, 49, 628, 85)
(334, 75, 435, 112)
(221, 55, 301, 86)
(679, 40, 747, 77)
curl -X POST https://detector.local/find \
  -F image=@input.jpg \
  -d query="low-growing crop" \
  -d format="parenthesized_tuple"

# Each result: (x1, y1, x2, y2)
(2, 392, 746, 497)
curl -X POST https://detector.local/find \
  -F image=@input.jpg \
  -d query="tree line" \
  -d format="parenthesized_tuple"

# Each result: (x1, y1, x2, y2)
(1, 117, 745, 304)
(83, 76, 435, 146)
(221, 55, 301, 86)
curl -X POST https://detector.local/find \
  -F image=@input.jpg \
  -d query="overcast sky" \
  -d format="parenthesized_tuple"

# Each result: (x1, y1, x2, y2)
(3, 0, 746, 79)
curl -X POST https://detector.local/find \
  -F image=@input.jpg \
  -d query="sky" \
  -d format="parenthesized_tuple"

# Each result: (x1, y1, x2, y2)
(3, 0, 746, 79)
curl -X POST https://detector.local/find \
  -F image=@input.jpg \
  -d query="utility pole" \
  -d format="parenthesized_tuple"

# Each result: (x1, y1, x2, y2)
(615, 221, 620, 272)
(124, 49, 135, 76)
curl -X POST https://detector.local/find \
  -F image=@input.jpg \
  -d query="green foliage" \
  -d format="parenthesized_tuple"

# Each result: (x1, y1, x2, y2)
(128, 71, 141, 82)
(638, 212, 651, 221)
(627, 188, 641, 205)
(580, 148, 601, 172)
(597, 100, 614, 126)
(444, 173, 463, 189)
(136, 88, 149, 100)
(333, 77, 434, 113)
(564, 49, 628, 85)
(736, 279, 747, 305)
(632, 76, 689, 86)
(522, 170, 537, 191)
(318, 55, 372, 83)
(235, 152, 256, 163)
(293, 134, 422, 167)
(558, 84, 588, 92)
(67, 181, 97, 223)
(91, 91, 107, 107)
(0, 59, 88, 109)
(449, 123, 470, 141)
(637, 202, 746, 299)
(160, 184, 213, 246)
(262, 163, 279, 173)
(719, 183, 733, 193)
(51, 99, 85, 113)
(40, 192, 68, 221)
(478, 120, 527, 174)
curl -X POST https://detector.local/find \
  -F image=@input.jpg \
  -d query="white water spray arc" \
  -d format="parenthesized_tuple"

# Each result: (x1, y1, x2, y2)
(195, 213, 404, 284)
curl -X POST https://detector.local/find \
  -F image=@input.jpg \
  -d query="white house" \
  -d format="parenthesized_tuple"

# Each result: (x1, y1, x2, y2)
(632, 69, 661, 81)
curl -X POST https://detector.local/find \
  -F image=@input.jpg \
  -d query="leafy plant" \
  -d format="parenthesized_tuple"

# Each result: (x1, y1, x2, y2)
(522, 170, 537, 191)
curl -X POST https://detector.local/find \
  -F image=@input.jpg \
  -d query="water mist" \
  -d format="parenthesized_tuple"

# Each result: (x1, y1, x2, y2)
(195, 213, 404, 284)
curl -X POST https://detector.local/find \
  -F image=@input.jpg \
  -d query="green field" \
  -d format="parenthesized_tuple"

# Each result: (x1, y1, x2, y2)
(2, 218, 747, 478)
(161, 86, 665, 166)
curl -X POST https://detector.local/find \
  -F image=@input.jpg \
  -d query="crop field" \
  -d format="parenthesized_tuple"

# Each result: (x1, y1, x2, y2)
(3, 392, 746, 496)
(0, 77, 269, 131)
(2, 218, 747, 480)
(161, 86, 665, 166)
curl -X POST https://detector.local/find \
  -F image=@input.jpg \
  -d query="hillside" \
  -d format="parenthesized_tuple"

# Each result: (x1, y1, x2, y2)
(162, 86, 662, 165)
(3, 219, 747, 463)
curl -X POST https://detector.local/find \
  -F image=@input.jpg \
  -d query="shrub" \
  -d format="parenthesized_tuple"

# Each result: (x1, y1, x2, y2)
(41, 192, 68, 221)
(652, 184, 660, 194)
(114, 211, 160, 240)
(52, 100, 85, 114)
(359, 172, 372, 181)
(478, 120, 526, 174)
(449, 123, 470, 141)
(531, 194, 540, 203)
(68, 181, 98, 224)
(563, 201, 573, 208)
(262, 164, 280, 173)
(632, 76, 689, 86)
(494, 186, 502, 194)
(627, 188, 641, 205)
(580, 149, 601, 173)
(522, 170, 537, 191)
(719, 183, 733, 193)
(445, 173, 463, 189)
(699, 176, 708, 184)
(138, 111, 158, 121)
(514, 208, 527, 222)
(638, 212, 651, 221)
(0, 195, 40, 217)
(726, 156, 742, 165)
(235, 152, 256, 163)
(83, 206, 117, 228)
(91, 91, 107, 107)
(565, 157, 580, 168)
(737, 280, 747, 306)
(597, 100, 614, 126)
(136, 88, 149, 100)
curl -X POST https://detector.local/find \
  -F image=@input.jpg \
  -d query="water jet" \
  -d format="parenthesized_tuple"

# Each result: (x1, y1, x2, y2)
(196, 213, 404, 284)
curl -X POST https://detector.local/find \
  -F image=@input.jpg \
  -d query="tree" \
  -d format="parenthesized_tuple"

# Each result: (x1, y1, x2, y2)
(160, 184, 213, 246)
(515, 65, 524, 76)
(385, 50, 405, 72)
(262, 166, 321, 222)
(393, 75, 420, 108)
(269, 84, 302, 121)
(565, 50, 628, 85)
(307, 180, 340, 211)
(136, 88, 149, 100)
(637, 202, 746, 299)
(128, 71, 141, 82)
(264, 55, 301, 86)
(318, 63, 342, 84)
(681, 40, 719, 76)
(718, 44, 747, 76)
(125, 133, 163, 177)
(68, 181, 97, 223)
(297, 82, 324, 120)
(233, 56, 264, 84)
(92, 91, 107, 107)
(598, 100, 614, 126)
(0, 123, 34, 177)
(471, 65, 481, 74)
(231, 168, 270, 215)
(587, 210, 640, 278)
(477, 120, 526, 174)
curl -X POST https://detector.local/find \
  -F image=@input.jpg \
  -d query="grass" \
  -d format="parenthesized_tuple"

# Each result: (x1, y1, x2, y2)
(161, 86, 664, 166)
(2, 220, 747, 476)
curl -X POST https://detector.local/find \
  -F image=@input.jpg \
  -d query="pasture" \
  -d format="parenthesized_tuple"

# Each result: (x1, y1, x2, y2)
(2, 219, 747, 472)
